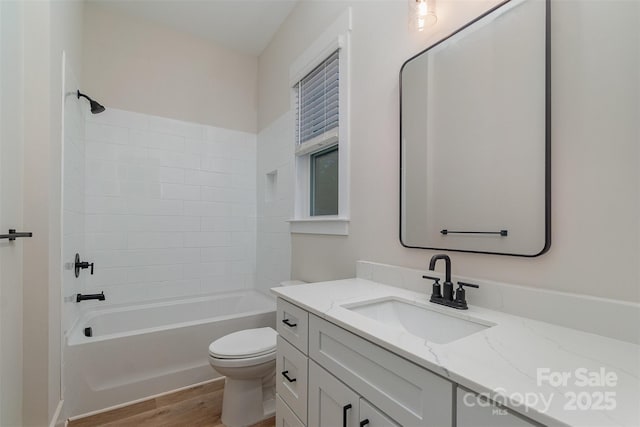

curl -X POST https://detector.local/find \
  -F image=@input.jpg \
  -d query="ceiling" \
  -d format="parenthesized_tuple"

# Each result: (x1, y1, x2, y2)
(89, 0, 299, 55)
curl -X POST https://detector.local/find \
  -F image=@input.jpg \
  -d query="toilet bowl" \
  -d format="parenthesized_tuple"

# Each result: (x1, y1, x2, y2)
(209, 327, 277, 427)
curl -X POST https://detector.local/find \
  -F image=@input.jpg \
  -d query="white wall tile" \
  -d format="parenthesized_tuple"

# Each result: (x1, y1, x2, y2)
(183, 201, 233, 217)
(159, 167, 185, 184)
(126, 198, 183, 216)
(161, 183, 201, 200)
(128, 232, 184, 249)
(130, 129, 185, 152)
(85, 122, 128, 144)
(85, 232, 128, 251)
(183, 232, 232, 248)
(201, 187, 253, 203)
(185, 170, 234, 187)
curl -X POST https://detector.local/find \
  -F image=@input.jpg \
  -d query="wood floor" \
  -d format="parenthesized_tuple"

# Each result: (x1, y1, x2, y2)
(67, 379, 276, 427)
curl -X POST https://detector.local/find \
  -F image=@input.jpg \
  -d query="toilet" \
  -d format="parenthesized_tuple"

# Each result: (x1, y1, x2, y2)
(208, 281, 306, 426)
(208, 327, 278, 427)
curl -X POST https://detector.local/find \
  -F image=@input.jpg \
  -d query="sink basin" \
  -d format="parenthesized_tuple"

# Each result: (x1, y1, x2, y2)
(343, 298, 493, 344)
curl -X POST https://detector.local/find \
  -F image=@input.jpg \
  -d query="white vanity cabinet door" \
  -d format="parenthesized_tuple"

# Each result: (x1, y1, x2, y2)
(359, 399, 400, 427)
(456, 388, 541, 427)
(309, 314, 453, 426)
(277, 298, 309, 354)
(276, 395, 305, 427)
(276, 335, 308, 423)
(308, 360, 359, 427)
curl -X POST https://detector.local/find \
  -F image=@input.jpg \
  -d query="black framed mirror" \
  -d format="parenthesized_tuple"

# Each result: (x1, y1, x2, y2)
(400, 0, 550, 257)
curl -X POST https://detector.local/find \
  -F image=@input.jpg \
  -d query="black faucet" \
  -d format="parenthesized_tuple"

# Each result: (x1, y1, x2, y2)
(423, 254, 478, 310)
(428, 254, 454, 301)
(76, 292, 105, 303)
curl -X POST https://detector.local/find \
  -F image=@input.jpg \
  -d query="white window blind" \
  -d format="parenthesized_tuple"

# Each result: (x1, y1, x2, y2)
(295, 50, 339, 147)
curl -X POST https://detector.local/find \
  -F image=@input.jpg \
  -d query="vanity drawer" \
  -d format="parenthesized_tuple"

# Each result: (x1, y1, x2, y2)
(276, 395, 305, 427)
(309, 314, 453, 427)
(277, 298, 309, 354)
(276, 335, 308, 423)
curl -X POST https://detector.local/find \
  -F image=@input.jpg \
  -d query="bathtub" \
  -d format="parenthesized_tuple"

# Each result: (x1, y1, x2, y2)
(64, 290, 276, 418)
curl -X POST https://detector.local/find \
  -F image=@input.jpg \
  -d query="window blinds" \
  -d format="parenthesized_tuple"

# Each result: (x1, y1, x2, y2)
(295, 50, 339, 145)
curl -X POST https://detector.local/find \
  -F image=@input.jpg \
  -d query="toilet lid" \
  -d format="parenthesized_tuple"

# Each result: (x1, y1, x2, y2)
(209, 327, 277, 359)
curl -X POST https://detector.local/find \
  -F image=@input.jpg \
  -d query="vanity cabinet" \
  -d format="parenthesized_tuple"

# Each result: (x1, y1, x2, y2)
(275, 298, 452, 427)
(275, 298, 541, 427)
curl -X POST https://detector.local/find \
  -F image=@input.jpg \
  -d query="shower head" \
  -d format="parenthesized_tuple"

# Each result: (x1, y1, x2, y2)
(77, 90, 105, 114)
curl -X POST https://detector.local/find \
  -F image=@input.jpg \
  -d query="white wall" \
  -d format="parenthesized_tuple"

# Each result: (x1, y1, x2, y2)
(0, 1, 25, 425)
(258, 0, 640, 303)
(256, 111, 294, 293)
(82, 3, 258, 133)
(80, 109, 256, 306)
(21, 0, 85, 425)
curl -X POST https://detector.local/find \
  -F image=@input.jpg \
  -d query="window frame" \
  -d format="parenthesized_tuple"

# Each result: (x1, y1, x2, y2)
(288, 8, 351, 236)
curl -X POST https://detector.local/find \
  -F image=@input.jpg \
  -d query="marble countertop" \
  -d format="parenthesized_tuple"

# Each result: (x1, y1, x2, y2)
(272, 278, 640, 427)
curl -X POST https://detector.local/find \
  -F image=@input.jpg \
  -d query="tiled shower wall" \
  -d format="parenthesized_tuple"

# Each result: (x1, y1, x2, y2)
(82, 109, 256, 305)
(256, 112, 293, 293)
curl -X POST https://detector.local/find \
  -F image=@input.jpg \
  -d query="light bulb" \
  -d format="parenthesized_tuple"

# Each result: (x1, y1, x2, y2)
(418, 1, 428, 17)
(411, 0, 437, 32)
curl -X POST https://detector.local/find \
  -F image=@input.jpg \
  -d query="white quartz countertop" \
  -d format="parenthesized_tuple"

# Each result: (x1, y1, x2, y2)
(271, 279, 640, 427)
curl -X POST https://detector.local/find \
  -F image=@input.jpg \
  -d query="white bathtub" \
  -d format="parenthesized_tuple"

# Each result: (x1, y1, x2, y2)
(64, 290, 276, 418)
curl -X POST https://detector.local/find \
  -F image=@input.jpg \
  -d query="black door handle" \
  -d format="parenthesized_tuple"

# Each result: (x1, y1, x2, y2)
(281, 370, 297, 382)
(0, 229, 33, 241)
(360, 420, 370, 427)
(282, 318, 297, 327)
(343, 403, 352, 427)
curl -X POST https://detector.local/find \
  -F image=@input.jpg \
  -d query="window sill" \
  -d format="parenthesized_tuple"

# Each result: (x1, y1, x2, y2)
(288, 217, 349, 236)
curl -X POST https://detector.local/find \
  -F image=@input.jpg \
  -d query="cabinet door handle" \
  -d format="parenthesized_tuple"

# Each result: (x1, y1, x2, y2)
(359, 420, 370, 427)
(343, 403, 352, 427)
(282, 318, 297, 327)
(281, 370, 296, 382)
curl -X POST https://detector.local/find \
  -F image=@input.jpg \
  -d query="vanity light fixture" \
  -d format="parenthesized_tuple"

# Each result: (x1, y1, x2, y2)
(411, 0, 437, 32)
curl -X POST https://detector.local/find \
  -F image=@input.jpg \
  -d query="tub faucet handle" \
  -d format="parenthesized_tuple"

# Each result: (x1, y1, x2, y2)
(75, 253, 95, 277)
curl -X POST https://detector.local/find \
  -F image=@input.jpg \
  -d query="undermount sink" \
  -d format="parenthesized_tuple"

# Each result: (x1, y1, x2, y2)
(343, 298, 493, 344)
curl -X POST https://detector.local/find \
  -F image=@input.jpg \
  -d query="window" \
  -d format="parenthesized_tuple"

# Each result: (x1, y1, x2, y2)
(295, 51, 340, 217)
(289, 8, 351, 235)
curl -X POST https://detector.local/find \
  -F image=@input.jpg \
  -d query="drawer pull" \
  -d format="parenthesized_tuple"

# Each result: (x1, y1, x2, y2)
(282, 318, 297, 328)
(281, 370, 297, 382)
(343, 403, 352, 427)
(359, 420, 370, 427)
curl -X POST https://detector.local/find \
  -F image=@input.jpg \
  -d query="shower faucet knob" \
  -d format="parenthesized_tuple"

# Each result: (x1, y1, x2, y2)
(74, 253, 95, 277)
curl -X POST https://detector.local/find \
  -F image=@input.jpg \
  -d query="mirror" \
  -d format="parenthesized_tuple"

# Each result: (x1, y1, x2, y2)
(400, 0, 550, 256)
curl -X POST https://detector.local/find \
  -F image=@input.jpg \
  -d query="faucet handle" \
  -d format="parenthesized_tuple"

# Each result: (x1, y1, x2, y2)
(457, 281, 479, 289)
(423, 275, 442, 300)
(455, 281, 479, 309)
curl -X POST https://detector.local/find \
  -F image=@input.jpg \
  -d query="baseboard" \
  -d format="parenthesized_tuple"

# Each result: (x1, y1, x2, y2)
(49, 400, 65, 427)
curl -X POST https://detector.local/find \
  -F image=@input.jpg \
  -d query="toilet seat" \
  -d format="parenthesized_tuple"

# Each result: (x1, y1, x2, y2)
(209, 350, 276, 368)
(208, 327, 277, 367)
